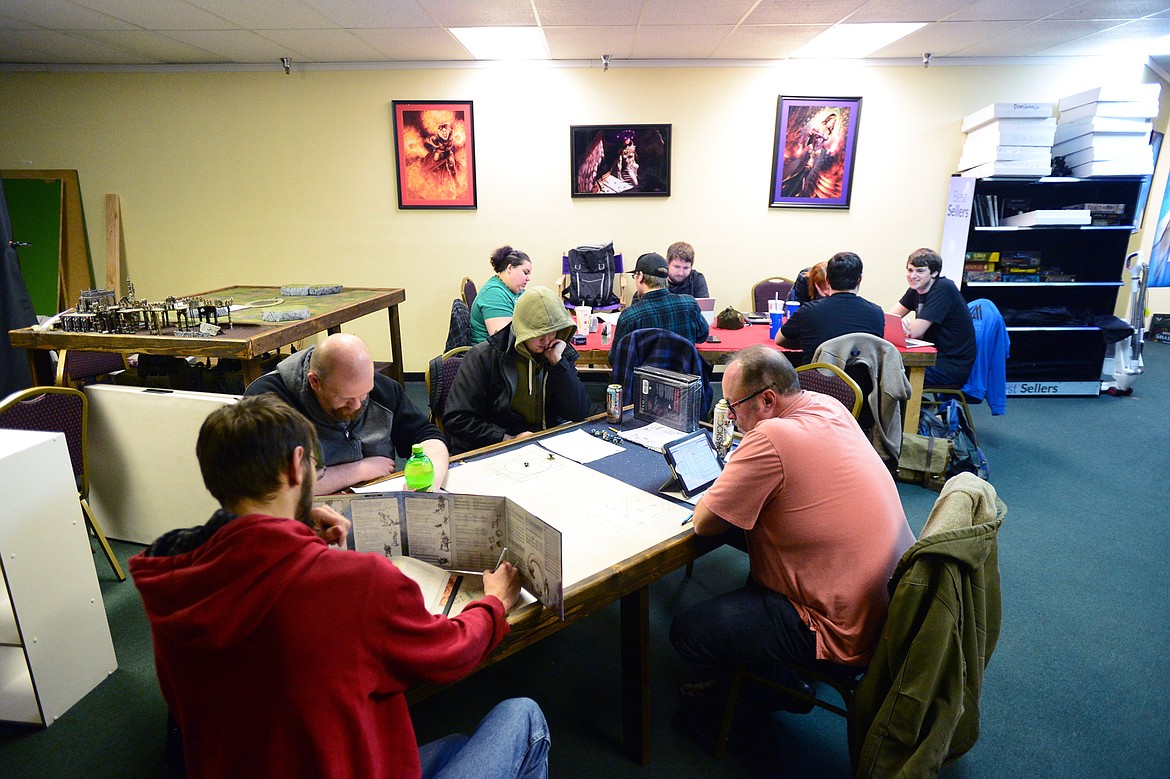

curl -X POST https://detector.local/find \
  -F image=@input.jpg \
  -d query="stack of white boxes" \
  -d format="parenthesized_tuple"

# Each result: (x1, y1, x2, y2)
(957, 102, 1055, 179)
(1053, 84, 1160, 177)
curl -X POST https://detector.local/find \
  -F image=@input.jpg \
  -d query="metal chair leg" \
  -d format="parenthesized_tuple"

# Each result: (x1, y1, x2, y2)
(81, 497, 126, 581)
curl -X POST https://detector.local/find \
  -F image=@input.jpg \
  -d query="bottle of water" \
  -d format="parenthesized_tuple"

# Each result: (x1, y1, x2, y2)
(403, 444, 434, 492)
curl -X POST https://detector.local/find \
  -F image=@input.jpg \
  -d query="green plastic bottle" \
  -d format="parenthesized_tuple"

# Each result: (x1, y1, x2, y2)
(403, 444, 434, 492)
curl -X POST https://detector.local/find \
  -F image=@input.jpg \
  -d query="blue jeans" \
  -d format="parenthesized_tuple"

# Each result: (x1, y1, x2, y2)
(925, 365, 964, 389)
(418, 697, 549, 779)
(670, 576, 816, 679)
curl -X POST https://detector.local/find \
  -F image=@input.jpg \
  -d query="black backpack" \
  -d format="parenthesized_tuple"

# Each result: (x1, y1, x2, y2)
(564, 243, 618, 308)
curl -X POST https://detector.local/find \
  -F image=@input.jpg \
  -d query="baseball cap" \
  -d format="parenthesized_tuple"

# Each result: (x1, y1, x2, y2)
(631, 252, 668, 277)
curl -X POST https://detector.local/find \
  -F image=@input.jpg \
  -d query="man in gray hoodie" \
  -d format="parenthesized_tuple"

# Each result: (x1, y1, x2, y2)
(245, 333, 448, 493)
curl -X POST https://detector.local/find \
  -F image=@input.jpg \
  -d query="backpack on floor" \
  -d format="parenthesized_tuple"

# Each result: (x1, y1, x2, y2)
(918, 399, 990, 480)
(564, 243, 618, 308)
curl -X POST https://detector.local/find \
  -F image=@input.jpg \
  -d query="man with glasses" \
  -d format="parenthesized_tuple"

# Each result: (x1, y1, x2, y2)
(246, 333, 448, 494)
(670, 345, 914, 719)
(131, 394, 549, 779)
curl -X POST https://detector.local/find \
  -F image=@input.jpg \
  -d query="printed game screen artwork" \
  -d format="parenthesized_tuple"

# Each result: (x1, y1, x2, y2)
(570, 124, 671, 197)
(769, 96, 862, 209)
(392, 100, 477, 209)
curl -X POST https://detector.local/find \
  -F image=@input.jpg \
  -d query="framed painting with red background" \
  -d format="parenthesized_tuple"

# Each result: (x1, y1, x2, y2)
(392, 100, 477, 209)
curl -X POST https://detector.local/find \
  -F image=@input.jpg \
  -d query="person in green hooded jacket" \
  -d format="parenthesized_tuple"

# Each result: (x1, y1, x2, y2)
(444, 286, 594, 455)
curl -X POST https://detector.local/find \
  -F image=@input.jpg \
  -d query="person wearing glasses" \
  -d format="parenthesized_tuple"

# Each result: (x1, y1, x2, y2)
(131, 394, 549, 779)
(670, 345, 914, 719)
(245, 333, 448, 494)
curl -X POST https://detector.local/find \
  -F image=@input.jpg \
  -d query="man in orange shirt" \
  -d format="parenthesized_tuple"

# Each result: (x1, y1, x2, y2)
(670, 345, 914, 711)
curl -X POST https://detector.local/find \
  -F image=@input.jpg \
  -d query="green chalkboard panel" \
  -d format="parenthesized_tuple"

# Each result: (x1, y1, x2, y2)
(3, 177, 63, 317)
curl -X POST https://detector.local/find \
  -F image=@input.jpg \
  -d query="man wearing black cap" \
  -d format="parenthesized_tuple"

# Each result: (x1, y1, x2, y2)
(613, 252, 710, 347)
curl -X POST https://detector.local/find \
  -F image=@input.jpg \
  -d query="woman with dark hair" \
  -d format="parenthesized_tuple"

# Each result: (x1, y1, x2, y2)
(470, 245, 533, 344)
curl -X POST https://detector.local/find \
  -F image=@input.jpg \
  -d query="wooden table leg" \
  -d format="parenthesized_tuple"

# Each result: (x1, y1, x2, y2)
(25, 349, 55, 386)
(905, 366, 925, 435)
(386, 304, 404, 385)
(620, 586, 651, 766)
(241, 358, 264, 388)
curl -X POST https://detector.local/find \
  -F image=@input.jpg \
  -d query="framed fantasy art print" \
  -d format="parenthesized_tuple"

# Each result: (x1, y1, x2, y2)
(570, 124, 671, 197)
(769, 96, 862, 209)
(392, 100, 477, 209)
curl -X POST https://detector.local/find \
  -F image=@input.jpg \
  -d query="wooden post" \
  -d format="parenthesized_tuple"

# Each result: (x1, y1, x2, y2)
(105, 194, 122, 296)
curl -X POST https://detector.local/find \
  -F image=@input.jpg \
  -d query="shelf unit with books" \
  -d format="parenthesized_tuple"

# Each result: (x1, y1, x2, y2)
(953, 175, 1145, 396)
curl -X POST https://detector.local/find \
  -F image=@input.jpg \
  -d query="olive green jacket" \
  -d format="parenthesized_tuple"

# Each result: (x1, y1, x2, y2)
(849, 473, 1006, 778)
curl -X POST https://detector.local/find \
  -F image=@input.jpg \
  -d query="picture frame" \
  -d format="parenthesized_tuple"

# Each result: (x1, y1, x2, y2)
(391, 100, 477, 209)
(570, 124, 671, 197)
(769, 96, 862, 209)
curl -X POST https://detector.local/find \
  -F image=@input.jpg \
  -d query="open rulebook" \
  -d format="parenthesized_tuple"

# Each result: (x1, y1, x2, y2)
(316, 491, 564, 619)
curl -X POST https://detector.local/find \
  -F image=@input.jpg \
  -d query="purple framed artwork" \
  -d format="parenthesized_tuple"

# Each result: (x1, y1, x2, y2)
(769, 96, 862, 209)
(392, 100, 477, 209)
(570, 124, 671, 197)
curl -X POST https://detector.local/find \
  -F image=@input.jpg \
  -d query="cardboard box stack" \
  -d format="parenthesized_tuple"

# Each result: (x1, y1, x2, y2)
(1054, 84, 1160, 177)
(958, 102, 1055, 178)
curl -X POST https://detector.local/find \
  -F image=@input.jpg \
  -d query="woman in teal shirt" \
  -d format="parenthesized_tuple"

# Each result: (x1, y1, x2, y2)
(470, 246, 533, 344)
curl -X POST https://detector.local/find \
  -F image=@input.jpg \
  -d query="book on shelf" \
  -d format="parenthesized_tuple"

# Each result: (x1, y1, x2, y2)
(1003, 209, 1091, 227)
(1051, 132, 1155, 158)
(964, 250, 1000, 264)
(958, 144, 1050, 172)
(1058, 83, 1161, 112)
(1056, 146, 1152, 170)
(1064, 202, 1126, 214)
(1054, 117, 1153, 143)
(1070, 158, 1154, 177)
(965, 271, 1002, 282)
(1000, 274, 1041, 282)
(961, 102, 1054, 133)
(964, 121, 1056, 149)
(999, 250, 1042, 267)
(1058, 100, 1160, 124)
(963, 159, 1052, 179)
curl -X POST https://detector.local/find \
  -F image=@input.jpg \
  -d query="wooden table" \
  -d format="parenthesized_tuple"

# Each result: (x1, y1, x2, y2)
(401, 415, 721, 766)
(576, 322, 937, 435)
(9, 285, 406, 387)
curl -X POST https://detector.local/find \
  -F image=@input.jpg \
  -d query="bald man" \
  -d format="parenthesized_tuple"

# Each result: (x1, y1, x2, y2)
(245, 333, 449, 494)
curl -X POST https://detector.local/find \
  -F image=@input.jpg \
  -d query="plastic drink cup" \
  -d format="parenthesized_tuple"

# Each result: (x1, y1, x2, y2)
(576, 306, 592, 335)
(785, 301, 800, 322)
(769, 311, 783, 339)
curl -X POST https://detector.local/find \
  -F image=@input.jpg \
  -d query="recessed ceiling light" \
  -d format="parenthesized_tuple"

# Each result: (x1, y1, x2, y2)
(794, 23, 926, 59)
(451, 27, 550, 60)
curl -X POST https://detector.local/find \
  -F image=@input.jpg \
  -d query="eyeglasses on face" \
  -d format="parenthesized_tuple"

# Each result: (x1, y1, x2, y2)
(726, 385, 771, 418)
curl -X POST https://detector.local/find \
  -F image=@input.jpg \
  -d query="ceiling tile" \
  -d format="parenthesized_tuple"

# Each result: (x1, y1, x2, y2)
(945, 0, 1083, 23)
(184, 0, 338, 30)
(416, 0, 537, 27)
(543, 26, 636, 60)
(746, 0, 866, 26)
(870, 20, 1024, 57)
(951, 19, 1120, 55)
(300, 0, 433, 28)
(1049, 0, 1170, 21)
(73, 0, 234, 30)
(0, 28, 155, 62)
(534, 0, 642, 27)
(713, 24, 828, 58)
(76, 29, 231, 62)
(0, 12, 38, 29)
(631, 23, 734, 57)
(352, 27, 472, 60)
(161, 29, 294, 62)
(0, 0, 136, 30)
(1038, 16, 1170, 54)
(639, 0, 757, 27)
(845, 0, 972, 24)
(259, 28, 388, 61)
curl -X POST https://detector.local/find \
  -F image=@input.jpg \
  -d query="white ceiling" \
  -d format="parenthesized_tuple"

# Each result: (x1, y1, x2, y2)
(1, 0, 1169, 70)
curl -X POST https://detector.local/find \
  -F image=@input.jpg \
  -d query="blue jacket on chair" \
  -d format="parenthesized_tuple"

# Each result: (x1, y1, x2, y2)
(961, 299, 1009, 415)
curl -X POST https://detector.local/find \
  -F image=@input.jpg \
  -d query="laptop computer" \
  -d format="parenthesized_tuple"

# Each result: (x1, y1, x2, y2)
(695, 297, 716, 327)
(661, 430, 724, 499)
(884, 312, 933, 348)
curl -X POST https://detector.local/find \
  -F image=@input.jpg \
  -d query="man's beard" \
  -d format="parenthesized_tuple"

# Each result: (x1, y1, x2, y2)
(325, 404, 362, 423)
(294, 477, 314, 528)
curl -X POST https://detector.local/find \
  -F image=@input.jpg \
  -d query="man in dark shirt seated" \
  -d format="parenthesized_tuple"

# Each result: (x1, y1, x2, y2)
(776, 251, 884, 365)
(891, 247, 976, 388)
(665, 241, 710, 298)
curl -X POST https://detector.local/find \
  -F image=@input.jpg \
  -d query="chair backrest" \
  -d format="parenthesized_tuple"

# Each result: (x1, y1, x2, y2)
(445, 298, 472, 351)
(426, 346, 471, 434)
(609, 328, 713, 417)
(460, 277, 477, 309)
(0, 386, 88, 495)
(752, 277, 794, 313)
(561, 246, 625, 311)
(56, 349, 127, 389)
(796, 362, 863, 419)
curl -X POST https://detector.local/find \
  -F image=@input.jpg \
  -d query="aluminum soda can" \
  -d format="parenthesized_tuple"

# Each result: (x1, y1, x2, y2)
(712, 398, 732, 458)
(601, 321, 612, 345)
(606, 383, 623, 423)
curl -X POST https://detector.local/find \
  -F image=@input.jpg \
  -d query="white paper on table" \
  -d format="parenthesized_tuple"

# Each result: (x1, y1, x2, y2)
(596, 312, 621, 326)
(619, 422, 692, 453)
(352, 475, 407, 493)
(905, 338, 934, 348)
(538, 428, 624, 463)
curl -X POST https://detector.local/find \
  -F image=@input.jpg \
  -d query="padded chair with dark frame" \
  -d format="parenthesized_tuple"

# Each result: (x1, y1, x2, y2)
(751, 276, 794, 314)
(0, 386, 125, 581)
(795, 362, 863, 419)
(425, 346, 471, 435)
(55, 349, 128, 389)
(460, 277, 477, 310)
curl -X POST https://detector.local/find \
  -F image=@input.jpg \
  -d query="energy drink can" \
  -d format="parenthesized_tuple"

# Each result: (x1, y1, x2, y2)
(606, 383, 623, 423)
(712, 398, 732, 459)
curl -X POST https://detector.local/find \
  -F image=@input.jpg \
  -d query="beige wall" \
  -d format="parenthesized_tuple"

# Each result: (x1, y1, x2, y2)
(1, 58, 1165, 371)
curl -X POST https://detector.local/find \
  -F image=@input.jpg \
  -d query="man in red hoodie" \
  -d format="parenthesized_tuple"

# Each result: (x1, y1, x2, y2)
(131, 393, 549, 779)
